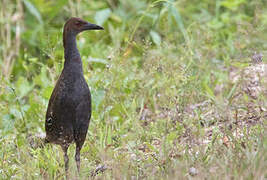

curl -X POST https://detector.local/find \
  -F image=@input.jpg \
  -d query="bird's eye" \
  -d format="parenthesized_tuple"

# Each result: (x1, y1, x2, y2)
(75, 21, 82, 26)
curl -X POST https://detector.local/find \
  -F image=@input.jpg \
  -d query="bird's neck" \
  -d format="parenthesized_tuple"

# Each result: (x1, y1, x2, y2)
(63, 33, 83, 73)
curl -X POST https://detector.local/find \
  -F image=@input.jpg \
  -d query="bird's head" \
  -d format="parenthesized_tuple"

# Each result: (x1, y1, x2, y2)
(64, 17, 103, 34)
(63, 17, 103, 47)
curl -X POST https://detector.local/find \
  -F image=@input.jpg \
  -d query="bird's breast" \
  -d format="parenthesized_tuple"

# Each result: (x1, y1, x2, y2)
(59, 73, 89, 105)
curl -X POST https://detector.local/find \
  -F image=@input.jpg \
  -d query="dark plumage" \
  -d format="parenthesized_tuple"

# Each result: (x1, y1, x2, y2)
(45, 17, 103, 174)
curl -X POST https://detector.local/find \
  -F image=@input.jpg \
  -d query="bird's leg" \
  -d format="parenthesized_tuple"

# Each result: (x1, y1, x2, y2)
(75, 146, 81, 173)
(61, 145, 70, 178)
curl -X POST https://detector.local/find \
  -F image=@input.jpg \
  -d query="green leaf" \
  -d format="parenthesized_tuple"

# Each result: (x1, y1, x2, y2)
(208, 19, 224, 29)
(94, 8, 111, 26)
(227, 83, 238, 100)
(202, 81, 215, 100)
(2, 114, 15, 133)
(23, 0, 43, 23)
(10, 107, 22, 120)
(221, 0, 246, 11)
(91, 89, 105, 111)
(167, 131, 177, 143)
(169, 3, 189, 42)
(15, 77, 34, 99)
(150, 30, 161, 46)
(88, 57, 109, 65)
(47, 0, 68, 20)
(42, 86, 53, 99)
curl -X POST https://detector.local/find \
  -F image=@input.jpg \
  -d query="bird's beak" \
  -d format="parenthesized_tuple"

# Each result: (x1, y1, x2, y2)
(83, 22, 104, 31)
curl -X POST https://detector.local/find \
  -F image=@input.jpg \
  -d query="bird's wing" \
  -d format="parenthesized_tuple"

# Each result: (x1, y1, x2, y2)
(45, 73, 65, 128)
(73, 92, 91, 146)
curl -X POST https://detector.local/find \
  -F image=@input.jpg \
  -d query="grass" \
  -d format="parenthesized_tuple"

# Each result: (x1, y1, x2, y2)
(0, 0, 266, 179)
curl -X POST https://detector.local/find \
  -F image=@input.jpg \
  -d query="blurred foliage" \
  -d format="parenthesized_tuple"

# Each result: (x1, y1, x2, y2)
(0, 0, 266, 179)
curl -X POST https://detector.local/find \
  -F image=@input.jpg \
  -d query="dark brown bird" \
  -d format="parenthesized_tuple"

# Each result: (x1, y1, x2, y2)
(45, 17, 103, 174)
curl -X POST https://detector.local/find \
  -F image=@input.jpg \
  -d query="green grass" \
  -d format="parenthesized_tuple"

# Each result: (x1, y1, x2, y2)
(0, 0, 266, 179)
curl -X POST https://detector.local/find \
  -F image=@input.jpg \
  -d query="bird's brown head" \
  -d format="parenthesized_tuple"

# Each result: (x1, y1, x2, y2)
(63, 17, 103, 47)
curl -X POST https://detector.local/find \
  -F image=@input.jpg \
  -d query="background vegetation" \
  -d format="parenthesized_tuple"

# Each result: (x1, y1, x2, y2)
(0, 0, 266, 179)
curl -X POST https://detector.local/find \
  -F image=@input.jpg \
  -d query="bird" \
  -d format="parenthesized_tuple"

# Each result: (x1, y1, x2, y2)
(44, 17, 103, 175)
